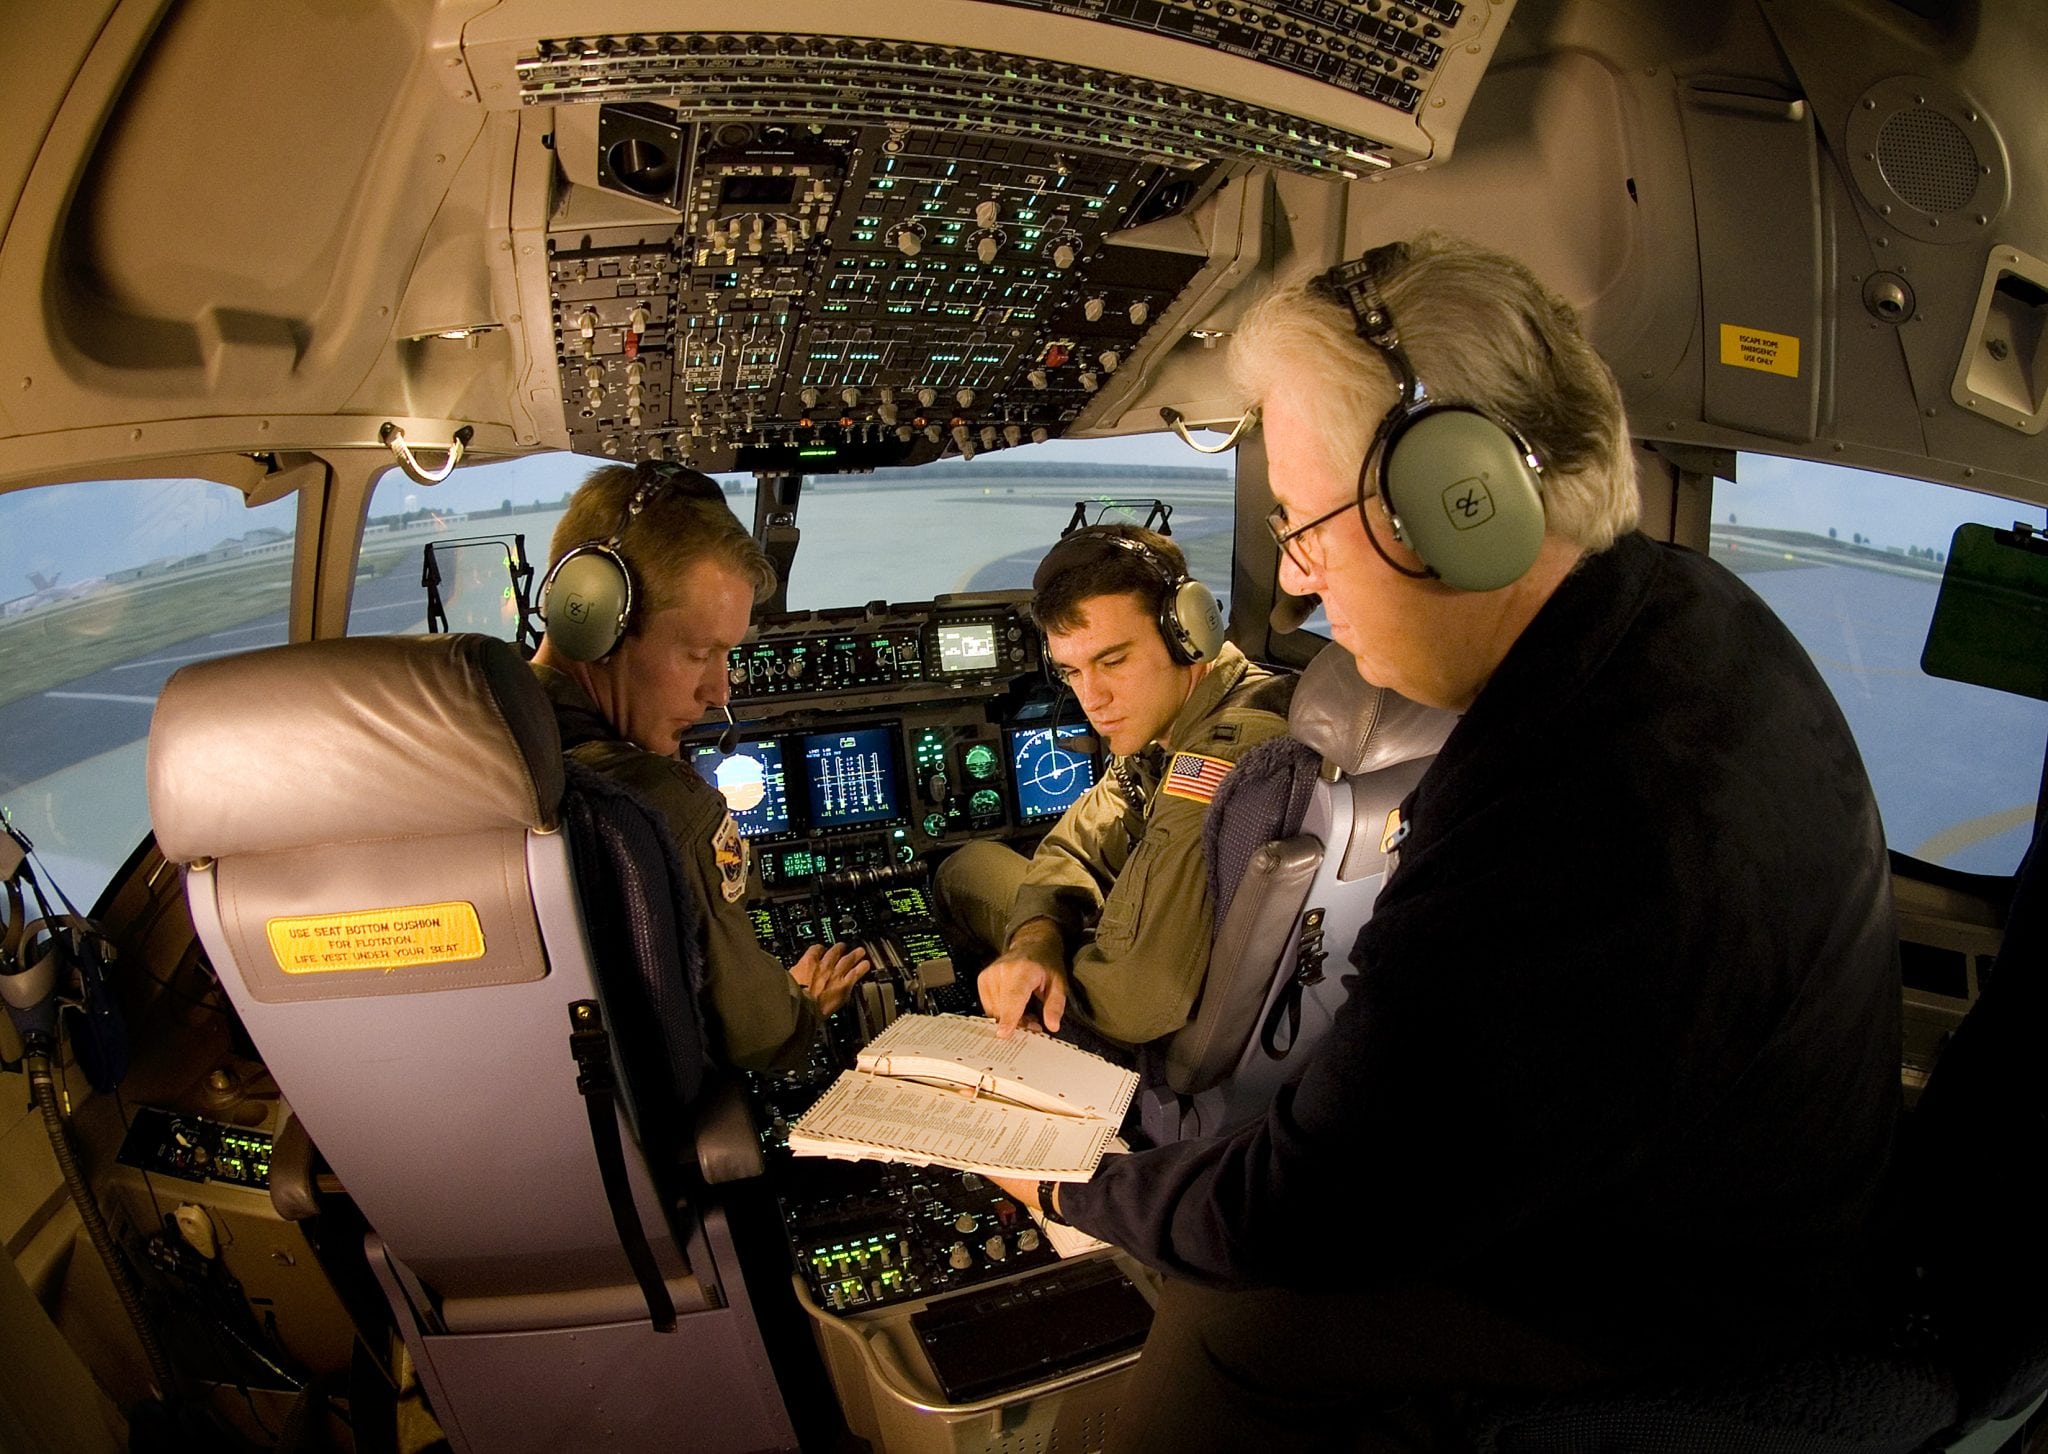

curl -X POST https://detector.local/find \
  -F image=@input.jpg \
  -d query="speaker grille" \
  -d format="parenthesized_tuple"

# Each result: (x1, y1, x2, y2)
(1876, 106, 1980, 214)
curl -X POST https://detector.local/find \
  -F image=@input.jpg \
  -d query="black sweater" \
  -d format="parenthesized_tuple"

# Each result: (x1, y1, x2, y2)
(1060, 533, 1901, 1370)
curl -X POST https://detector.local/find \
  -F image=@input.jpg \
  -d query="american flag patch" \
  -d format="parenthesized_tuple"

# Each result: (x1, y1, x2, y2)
(1161, 751, 1233, 805)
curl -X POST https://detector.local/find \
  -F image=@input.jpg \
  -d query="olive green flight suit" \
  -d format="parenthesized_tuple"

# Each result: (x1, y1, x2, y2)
(533, 664, 824, 1072)
(948, 643, 1291, 1046)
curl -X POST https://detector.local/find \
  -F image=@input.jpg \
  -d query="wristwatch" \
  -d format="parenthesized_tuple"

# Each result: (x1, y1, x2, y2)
(1038, 1179, 1070, 1226)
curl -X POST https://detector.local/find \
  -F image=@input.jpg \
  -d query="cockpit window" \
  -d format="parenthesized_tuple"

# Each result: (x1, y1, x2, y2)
(1712, 454, 2048, 876)
(779, 432, 1234, 611)
(0, 477, 297, 906)
(349, 432, 1234, 634)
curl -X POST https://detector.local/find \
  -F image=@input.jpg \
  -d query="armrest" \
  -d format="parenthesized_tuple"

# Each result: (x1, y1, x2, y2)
(1166, 834, 1322, 1095)
(268, 1115, 322, 1221)
(693, 1078, 766, 1185)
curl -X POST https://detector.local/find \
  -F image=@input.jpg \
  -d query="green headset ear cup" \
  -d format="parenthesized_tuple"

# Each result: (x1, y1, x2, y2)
(1171, 579, 1226, 664)
(540, 547, 633, 662)
(1382, 408, 1546, 592)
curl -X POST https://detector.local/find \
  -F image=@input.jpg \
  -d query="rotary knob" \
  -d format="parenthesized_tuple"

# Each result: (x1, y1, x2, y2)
(1083, 296, 1106, 323)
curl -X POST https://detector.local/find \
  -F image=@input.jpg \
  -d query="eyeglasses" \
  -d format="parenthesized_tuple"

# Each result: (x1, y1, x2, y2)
(1265, 498, 1357, 577)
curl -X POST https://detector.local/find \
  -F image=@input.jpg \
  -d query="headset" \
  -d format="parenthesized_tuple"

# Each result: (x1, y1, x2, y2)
(1032, 526, 1226, 666)
(538, 462, 724, 662)
(1313, 244, 1548, 592)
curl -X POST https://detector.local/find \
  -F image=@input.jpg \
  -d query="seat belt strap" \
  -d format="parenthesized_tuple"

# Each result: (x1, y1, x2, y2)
(1261, 906, 1329, 1061)
(567, 999, 677, 1333)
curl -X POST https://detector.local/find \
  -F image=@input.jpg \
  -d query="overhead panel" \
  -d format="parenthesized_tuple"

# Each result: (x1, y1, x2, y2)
(457, 0, 1517, 470)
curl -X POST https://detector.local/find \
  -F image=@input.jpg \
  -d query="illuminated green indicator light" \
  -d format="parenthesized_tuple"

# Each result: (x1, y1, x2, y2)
(800, 447, 837, 458)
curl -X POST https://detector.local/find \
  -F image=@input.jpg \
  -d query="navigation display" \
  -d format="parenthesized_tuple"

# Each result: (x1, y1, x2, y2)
(936, 621, 1000, 674)
(802, 726, 904, 829)
(689, 737, 793, 838)
(1007, 725, 1099, 823)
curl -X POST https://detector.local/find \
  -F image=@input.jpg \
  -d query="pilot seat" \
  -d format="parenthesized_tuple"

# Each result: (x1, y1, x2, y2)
(145, 632, 797, 1454)
(1140, 641, 1457, 1143)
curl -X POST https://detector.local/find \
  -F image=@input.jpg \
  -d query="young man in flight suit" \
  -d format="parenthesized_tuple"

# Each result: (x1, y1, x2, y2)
(936, 525, 1292, 1049)
(531, 463, 869, 1071)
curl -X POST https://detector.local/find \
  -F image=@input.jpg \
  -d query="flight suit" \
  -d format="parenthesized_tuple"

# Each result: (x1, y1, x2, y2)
(941, 642, 1291, 1046)
(533, 664, 825, 1072)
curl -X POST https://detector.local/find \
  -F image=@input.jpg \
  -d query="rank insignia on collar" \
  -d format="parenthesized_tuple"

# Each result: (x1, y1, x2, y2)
(1381, 808, 1410, 854)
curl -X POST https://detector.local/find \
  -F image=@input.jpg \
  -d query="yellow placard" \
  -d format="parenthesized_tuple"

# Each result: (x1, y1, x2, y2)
(1718, 324, 1801, 378)
(265, 902, 485, 974)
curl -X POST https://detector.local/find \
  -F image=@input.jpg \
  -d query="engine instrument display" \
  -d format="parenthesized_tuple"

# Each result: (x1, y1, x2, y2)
(803, 726, 907, 829)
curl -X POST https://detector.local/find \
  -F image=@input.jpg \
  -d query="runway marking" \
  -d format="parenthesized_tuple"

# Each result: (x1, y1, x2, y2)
(44, 691, 158, 706)
(1913, 804, 2039, 866)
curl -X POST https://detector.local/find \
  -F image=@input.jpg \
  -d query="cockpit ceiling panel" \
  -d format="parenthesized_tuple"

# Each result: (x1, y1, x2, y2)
(467, 0, 1517, 178)
(548, 120, 1212, 472)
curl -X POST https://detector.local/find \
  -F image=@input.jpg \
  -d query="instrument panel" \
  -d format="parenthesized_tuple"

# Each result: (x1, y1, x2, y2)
(693, 589, 1117, 1317)
(686, 592, 1096, 892)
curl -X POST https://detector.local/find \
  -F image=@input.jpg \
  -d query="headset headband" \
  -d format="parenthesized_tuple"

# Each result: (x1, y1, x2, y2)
(1314, 242, 1422, 405)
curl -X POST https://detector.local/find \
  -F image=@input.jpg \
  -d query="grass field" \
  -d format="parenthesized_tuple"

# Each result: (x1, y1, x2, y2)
(0, 555, 295, 709)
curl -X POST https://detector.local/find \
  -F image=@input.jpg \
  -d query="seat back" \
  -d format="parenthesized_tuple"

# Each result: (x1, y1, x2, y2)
(147, 634, 793, 1454)
(1142, 644, 1455, 1141)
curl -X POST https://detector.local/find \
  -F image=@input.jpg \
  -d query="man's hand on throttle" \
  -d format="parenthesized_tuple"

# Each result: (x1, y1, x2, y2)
(791, 941, 870, 1018)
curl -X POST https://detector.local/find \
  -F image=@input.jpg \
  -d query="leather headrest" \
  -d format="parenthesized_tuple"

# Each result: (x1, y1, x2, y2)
(148, 634, 564, 862)
(1288, 643, 1457, 776)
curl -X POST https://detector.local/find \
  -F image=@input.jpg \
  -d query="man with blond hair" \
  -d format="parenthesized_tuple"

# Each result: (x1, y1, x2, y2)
(993, 235, 1899, 1450)
(533, 462, 867, 1071)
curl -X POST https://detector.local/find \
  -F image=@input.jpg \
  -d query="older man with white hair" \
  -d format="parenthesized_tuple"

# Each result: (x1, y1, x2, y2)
(991, 234, 1901, 1451)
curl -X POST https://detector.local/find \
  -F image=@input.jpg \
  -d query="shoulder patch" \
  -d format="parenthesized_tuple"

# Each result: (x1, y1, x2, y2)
(1161, 751, 1233, 805)
(711, 814, 750, 902)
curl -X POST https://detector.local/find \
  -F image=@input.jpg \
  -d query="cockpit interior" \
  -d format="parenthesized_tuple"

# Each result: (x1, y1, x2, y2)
(3, 1, 2047, 1450)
